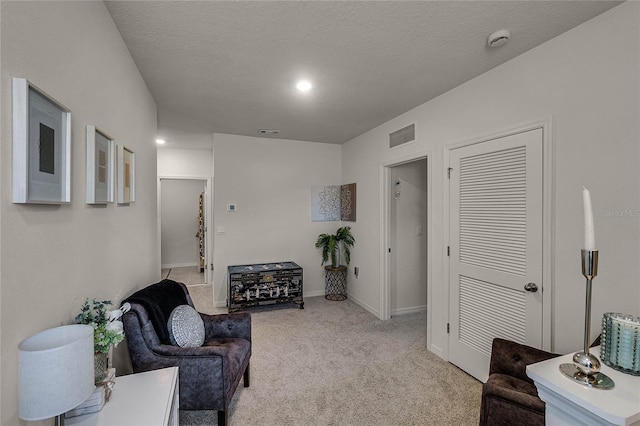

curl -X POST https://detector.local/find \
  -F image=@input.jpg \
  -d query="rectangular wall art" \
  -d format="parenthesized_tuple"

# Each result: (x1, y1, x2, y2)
(12, 78, 71, 204)
(311, 183, 357, 222)
(311, 185, 341, 221)
(86, 125, 115, 204)
(117, 144, 135, 204)
(340, 183, 356, 221)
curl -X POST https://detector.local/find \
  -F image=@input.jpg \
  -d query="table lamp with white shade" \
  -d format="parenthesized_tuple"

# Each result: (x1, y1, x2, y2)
(19, 324, 95, 426)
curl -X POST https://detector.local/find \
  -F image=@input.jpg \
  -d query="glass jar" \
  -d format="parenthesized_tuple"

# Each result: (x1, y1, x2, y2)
(601, 312, 640, 375)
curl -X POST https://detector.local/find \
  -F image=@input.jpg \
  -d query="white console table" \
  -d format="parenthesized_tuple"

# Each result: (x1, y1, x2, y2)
(67, 367, 179, 426)
(527, 347, 640, 425)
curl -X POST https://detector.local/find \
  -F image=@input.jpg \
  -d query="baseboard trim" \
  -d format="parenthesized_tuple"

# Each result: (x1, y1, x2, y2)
(391, 305, 427, 316)
(346, 293, 380, 318)
(161, 262, 198, 269)
(430, 343, 445, 360)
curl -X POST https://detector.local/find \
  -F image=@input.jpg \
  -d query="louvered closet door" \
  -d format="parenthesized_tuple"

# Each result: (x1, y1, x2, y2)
(448, 128, 543, 382)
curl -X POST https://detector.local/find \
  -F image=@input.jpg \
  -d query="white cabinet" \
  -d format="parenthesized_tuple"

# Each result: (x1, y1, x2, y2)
(527, 348, 640, 425)
(67, 367, 179, 426)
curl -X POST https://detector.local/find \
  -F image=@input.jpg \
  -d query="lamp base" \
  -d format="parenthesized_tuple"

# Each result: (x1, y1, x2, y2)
(559, 363, 614, 389)
(572, 350, 600, 376)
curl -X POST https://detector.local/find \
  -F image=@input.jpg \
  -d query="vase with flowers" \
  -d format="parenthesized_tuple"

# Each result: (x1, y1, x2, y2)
(75, 299, 130, 382)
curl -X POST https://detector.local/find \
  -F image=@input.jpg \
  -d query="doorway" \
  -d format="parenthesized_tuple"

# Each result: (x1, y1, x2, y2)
(381, 153, 432, 347)
(158, 177, 212, 285)
(390, 159, 428, 316)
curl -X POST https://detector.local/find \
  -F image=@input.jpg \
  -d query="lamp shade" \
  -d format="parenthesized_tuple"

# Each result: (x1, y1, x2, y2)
(19, 324, 95, 421)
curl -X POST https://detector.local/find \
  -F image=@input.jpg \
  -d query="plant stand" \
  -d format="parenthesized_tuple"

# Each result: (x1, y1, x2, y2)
(324, 265, 347, 301)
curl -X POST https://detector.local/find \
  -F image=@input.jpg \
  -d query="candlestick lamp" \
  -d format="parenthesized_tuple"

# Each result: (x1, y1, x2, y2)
(559, 188, 614, 389)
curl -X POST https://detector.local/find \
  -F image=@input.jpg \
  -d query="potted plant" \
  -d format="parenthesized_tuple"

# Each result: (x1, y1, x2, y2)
(316, 226, 355, 301)
(75, 299, 130, 381)
(315, 226, 355, 268)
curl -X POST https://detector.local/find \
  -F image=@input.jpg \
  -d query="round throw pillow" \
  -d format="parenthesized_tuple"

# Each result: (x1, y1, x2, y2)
(167, 305, 205, 347)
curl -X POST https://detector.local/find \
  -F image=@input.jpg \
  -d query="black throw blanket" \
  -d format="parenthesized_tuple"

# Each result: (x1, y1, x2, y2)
(123, 279, 189, 344)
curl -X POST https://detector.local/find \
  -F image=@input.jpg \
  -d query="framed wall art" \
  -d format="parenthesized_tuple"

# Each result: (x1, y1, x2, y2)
(311, 183, 357, 222)
(340, 183, 357, 222)
(311, 185, 341, 221)
(117, 144, 135, 204)
(86, 125, 115, 204)
(12, 77, 71, 204)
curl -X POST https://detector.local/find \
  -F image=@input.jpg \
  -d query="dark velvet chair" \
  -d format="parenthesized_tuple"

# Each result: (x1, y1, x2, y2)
(479, 336, 602, 426)
(479, 338, 558, 426)
(122, 279, 251, 426)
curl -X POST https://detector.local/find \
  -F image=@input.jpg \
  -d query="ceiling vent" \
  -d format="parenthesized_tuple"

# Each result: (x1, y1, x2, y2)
(258, 129, 281, 135)
(389, 124, 415, 148)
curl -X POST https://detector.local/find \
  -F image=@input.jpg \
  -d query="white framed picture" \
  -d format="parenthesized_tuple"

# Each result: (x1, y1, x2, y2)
(86, 125, 115, 204)
(117, 144, 135, 204)
(12, 77, 71, 204)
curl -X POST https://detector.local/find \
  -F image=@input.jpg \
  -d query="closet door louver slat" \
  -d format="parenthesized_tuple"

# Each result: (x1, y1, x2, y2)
(459, 146, 527, 277)
(459, 275, 527, 356)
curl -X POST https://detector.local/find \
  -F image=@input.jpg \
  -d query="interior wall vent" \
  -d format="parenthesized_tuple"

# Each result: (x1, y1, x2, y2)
(258, 129, 281, 135)
(389, 124, 415, 148)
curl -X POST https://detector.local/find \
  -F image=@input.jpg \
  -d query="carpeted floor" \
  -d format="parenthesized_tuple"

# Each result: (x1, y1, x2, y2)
(180, 296, 482, 425)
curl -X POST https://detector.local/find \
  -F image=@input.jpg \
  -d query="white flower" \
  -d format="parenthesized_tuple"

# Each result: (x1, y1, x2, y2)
(105, 320, 124, 334)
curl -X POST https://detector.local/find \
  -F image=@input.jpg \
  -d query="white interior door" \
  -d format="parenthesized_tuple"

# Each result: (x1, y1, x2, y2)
(448, 128, 543, 382)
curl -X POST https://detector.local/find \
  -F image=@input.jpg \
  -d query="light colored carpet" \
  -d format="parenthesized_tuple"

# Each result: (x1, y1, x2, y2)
(187, 284, 215, 314)
(180, 296, 482, 425)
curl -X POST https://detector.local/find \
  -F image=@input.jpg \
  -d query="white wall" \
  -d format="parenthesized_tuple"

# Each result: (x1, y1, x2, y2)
(157, 147, 214, 177)
(342, 1, 639, 357)
(157, 108, 215, 150)
(161, 179, 206, 268)
(213, 133, 342, 305)
(1, 2, 159, 424)
(390, 160, 427, 315)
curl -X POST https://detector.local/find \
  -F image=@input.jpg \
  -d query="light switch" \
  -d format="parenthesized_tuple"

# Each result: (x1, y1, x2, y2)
(216, 226, 226, 234)
(416, 225, 423, 236)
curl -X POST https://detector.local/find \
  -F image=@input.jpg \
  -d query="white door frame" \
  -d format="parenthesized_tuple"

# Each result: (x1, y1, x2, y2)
(380, 150, 433, 346)
(158, 175, 213, 285)
(443, 118, 554, 355)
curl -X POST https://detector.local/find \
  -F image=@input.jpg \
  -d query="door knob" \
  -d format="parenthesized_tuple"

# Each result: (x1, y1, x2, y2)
(524, 282, 538, 292)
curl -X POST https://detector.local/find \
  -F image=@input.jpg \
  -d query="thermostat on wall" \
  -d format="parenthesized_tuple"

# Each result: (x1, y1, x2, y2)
(227, 203, 237, 212)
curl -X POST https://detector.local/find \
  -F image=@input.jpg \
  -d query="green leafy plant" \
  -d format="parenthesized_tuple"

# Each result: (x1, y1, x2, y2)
(75, 299, 131, 353)
(315, 226, 356, 268)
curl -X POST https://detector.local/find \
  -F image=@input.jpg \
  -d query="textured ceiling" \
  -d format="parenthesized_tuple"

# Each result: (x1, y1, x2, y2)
(105, 1, 621, 146)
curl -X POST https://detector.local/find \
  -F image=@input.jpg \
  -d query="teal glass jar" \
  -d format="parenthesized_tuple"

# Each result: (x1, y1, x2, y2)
(601, 312, 640, 376)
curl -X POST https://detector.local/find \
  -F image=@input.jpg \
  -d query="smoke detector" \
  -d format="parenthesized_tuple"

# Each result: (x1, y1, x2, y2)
(487, 29, 511, 48)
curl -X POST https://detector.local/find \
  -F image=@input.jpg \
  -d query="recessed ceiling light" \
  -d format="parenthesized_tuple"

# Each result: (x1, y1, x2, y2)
(296, 80, 313, 93)
(155, 138, 166, 145)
